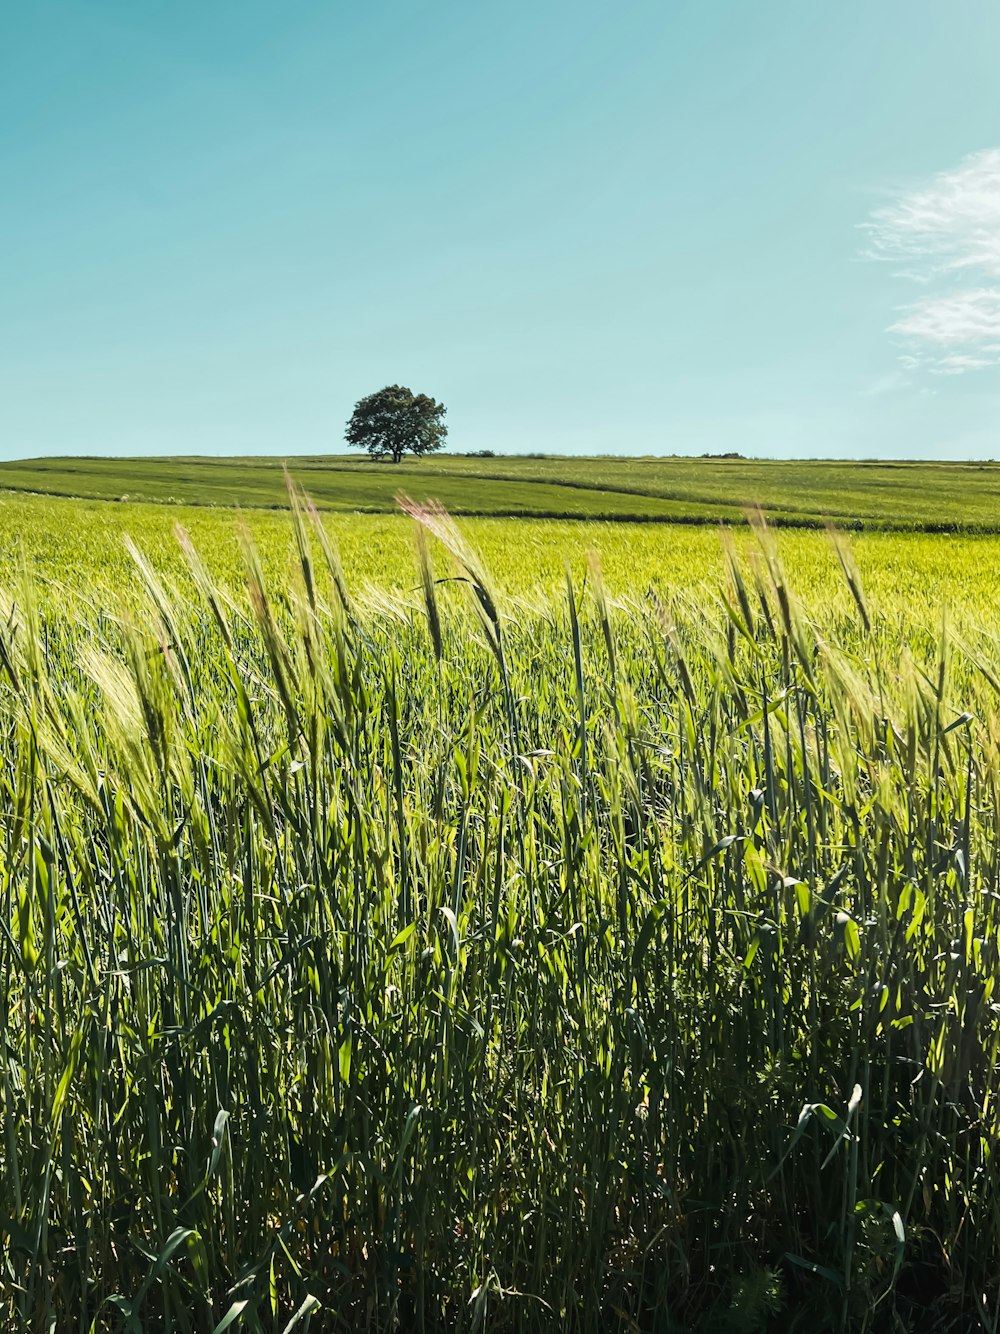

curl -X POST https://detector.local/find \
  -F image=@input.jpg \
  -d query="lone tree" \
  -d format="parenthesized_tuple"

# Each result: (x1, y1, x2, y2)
(345, 385, 447, 463)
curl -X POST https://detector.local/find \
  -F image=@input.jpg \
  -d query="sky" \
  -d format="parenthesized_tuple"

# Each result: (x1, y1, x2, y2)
(2, 1, 1000, 461)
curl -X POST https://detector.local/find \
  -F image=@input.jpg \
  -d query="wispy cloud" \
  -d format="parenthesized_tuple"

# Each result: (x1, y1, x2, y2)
(861, 148, 1000, 375)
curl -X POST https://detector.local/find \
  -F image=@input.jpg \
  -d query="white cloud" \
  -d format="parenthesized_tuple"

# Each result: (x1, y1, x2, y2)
(890, 287, 1000, 346)
(861, 148, 1000, 375)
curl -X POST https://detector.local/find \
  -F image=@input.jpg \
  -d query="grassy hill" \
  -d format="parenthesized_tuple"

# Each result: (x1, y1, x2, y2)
(1, 452, 999, 528)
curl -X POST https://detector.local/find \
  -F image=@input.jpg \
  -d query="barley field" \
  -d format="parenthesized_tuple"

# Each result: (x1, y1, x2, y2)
(4, 490, 1000, 1331)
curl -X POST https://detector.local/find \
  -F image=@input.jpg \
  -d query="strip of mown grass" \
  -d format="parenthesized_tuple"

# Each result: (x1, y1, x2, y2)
(4, 452, 1000, 528)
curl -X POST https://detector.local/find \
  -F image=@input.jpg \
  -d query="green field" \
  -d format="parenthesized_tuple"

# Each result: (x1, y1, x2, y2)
(5, 486, 1000, 1331)
(4, 452, 1000, 529)
(3, 491, 1000, 626)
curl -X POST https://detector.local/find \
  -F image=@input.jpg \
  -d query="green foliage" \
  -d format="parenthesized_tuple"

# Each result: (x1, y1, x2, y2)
(3, 498, 1000, 1330)
(345, 385, 447, 463)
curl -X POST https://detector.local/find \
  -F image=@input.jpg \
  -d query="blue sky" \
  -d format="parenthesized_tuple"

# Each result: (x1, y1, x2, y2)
(2, 1, 999, 460)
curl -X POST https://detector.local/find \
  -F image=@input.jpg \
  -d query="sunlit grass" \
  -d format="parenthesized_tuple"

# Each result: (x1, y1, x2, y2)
(3, 493, 1000, 1330)
(4, 453, 1000, 527)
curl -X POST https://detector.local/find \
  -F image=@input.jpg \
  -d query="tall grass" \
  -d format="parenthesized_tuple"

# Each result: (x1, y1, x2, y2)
(2, 500, 1000, 1331)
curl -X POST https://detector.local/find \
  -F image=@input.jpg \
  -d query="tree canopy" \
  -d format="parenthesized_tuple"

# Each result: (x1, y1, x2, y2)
(345, 385, 447, 463)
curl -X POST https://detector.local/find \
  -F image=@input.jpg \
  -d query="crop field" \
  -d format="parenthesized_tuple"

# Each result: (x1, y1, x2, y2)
(2, 492, 1000, 622)
(5, 487, 1000, 1331)
(4, 453, 1000, 528)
